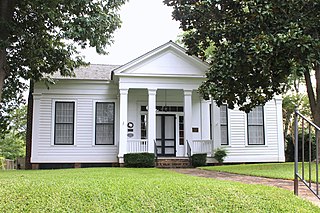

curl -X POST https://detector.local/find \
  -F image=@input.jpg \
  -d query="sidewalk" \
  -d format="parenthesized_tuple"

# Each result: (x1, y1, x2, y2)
(172, 168, 320, 207)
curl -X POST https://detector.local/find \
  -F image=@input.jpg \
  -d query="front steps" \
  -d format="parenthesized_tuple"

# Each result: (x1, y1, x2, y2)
(156, 157, 191, 168)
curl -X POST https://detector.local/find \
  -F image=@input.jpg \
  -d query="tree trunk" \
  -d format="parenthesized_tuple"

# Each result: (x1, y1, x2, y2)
(0, 49, 6, 102)
(304, 66, 320, 159)
(0, 0, 16, 102)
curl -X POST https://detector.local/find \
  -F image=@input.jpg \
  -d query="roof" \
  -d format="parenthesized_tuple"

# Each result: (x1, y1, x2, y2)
(52, 64, 120, 80)
(113, 41, 209, 76)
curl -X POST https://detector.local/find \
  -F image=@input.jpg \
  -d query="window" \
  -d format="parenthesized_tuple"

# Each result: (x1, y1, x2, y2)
(95, 102, 115, 145)
(247, 106, 265, 145)
(141, 114, 147, 139)
(220, 104, 228, 145)
(179, 116, 184, 145)
(55, 102, 75, 145)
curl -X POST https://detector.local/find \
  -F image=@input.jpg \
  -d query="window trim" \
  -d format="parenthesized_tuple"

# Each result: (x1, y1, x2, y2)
(220, 104, 229, 145)
(53, 101, 76, 146)
(246, 106, 265, 145)
(95, 102, 115, 145)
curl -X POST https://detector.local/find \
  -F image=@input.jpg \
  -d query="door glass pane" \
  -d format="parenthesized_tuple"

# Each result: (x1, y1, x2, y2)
(156, 116, 161, 138)
(165, 116, 174, 138)
(165, 140, 174, 146)
(165, 148, 175, 154)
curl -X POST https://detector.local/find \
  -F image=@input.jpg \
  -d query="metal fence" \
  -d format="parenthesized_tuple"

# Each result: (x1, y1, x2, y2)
(294, 110, 320, 199)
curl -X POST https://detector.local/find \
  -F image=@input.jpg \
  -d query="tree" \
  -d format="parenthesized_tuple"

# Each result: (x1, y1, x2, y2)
(164, 1, 320, 126)
(0, 0, 127, 104)
(0, 104, 27, 159)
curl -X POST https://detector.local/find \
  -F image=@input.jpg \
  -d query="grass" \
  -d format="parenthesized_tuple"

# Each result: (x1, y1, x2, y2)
(0, 168, 319, 212)
(201, 162, 319, 181)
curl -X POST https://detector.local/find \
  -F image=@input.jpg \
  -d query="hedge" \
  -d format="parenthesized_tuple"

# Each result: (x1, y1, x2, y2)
(191, 153, 207, 167)
(124, 153, 155, 168)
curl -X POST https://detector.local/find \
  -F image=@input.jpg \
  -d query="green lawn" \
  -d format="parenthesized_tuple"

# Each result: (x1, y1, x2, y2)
(202, 162, 319, 181)
(0, 168, 318, 212)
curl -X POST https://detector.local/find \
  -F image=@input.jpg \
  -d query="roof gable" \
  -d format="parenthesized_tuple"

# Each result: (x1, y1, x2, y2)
(114, 41, 208, 77)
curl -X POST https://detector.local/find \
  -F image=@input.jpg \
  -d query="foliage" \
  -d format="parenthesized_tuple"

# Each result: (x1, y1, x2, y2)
(191, 153, 207, 167)
(202, 162, 318, 182)
(0, 105, 27, 159)
(213, 147, 228, 164)
(164, 1, 320, 120)
(124, 153, 155, 168)
(0, 0, 127, 105)
(0, 157, 4, 170)
(0, 168, 318, 212)
(285, 133, 316, 162)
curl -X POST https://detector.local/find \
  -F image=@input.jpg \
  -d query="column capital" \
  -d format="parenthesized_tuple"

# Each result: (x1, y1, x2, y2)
(184, 90, 193, 96)
(148, 88, 157, 95)
(119, 88, 128, 95)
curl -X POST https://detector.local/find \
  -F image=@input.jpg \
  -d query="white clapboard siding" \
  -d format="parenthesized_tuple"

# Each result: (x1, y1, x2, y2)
(31, 80, 119, 163)
(221, 100, 284, 163)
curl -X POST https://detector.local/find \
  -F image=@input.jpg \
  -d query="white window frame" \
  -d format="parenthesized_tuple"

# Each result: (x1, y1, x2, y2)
(51, 99, 77, 146)
(245, 106, 267, 146)
(92, 100, 117, 146)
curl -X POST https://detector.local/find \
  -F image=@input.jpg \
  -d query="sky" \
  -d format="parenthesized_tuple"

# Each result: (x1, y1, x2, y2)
(80, 0, 182, 65)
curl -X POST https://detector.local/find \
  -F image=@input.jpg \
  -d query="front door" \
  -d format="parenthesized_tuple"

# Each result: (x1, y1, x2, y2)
(156, 115, 176, 156)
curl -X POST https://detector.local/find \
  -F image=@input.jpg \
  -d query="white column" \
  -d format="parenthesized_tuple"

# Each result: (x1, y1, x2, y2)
(148, 89, 157, 153)
(201, 99, 210, 140)
(275, 97, 285, 162)
(184, 90, 193, 155)
(118, 88, 128, 162)
(211, 100, 221, 151)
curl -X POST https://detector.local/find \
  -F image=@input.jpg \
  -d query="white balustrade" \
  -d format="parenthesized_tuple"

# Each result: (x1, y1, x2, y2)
(127, 139, 149, 153)
(192, 140, 213, 156)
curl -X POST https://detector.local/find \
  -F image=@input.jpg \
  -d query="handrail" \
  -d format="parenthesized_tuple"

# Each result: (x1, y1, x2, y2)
(154, 139, 158, 160)
(296, 110, 320, 131)
(294, 109, 320, 200)
(186, 140, 192, 159)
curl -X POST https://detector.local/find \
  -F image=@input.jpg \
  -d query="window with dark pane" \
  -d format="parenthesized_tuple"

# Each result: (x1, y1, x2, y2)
(55, 102, 75, 145)
(247, 106, 265, 145)
(179, 116, 184, 145)
(141, 115, 147, 139)
(95, 102, 115, 145)
(220, 104, 228, 145)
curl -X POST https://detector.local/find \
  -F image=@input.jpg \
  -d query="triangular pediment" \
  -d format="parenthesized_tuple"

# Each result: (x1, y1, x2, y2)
(113, 41, 208, 77)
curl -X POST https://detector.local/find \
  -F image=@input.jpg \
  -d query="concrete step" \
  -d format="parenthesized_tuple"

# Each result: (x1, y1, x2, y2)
(156, 158, 192, 168)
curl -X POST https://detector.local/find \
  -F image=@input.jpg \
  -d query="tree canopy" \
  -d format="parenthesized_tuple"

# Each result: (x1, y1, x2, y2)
(0, 0, 127, 133)
(0, 0, 126, 104)
(164, 0, 320, 123)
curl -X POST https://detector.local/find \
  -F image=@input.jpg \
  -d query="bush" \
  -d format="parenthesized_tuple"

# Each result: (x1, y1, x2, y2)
(285, 133, 316, 162)
(191, 153, 207, 167)
(0, 157, 5, 170)
(124, 153, 155, 168)
(213, 148, 228, 164)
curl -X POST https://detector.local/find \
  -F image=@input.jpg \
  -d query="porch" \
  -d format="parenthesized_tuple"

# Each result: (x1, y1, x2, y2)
(117, 86, 212, 163)
(126, 139, 214, 157)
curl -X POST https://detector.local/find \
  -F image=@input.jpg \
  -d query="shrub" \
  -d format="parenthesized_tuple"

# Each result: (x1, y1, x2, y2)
(191, 153, 207, 167)
(124, 153, 155, 168)
(213, 148, 228, 164)
(285, 134, 316, 162)
(0, 157, 5, 170)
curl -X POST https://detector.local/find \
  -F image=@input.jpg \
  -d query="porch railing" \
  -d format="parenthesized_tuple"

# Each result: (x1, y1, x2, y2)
(193, 140, 213, 156)
(127, 139, 148, 153)
(294, 110, 320, 200)
(186, 140, 192, 159)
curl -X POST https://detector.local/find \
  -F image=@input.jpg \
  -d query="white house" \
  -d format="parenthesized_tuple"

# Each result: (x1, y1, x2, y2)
(27, 41, 285, 169)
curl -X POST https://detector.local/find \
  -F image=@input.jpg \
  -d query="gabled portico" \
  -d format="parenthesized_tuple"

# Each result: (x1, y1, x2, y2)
(113, 41, 209, 163)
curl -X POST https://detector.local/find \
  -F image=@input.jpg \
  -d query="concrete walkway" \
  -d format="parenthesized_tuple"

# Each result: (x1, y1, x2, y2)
(172, 168, 320, 207)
